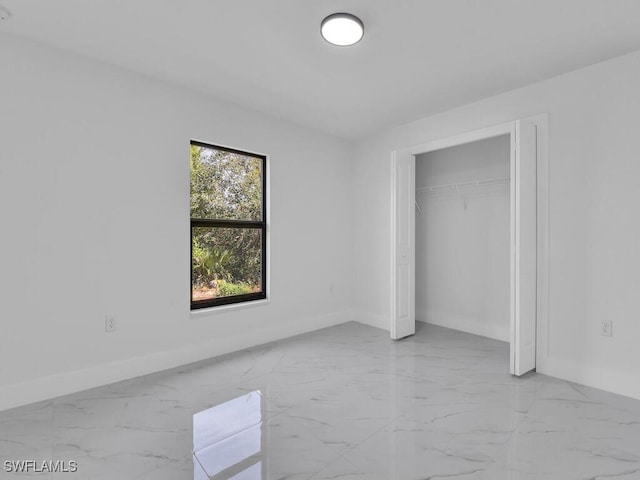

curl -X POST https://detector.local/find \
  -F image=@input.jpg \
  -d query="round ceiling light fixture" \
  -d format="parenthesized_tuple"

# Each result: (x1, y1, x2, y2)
(321, 13, 364, 46)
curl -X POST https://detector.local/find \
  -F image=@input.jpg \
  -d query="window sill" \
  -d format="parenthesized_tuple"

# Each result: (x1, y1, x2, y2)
(190, 298, 270, 317)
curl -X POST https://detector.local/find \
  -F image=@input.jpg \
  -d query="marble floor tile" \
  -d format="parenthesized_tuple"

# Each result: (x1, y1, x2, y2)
(0, 401, 53, 479)
(1, 321, 640, 479)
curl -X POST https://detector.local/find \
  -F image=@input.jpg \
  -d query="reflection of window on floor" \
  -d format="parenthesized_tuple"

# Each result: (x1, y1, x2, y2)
(193, 391, 263, 479)
(190, 141, 267, 310)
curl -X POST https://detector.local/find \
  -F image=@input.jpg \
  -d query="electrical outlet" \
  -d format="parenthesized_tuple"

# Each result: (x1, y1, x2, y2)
(105, 316, 116, 333)
(600, 319, 612, 337)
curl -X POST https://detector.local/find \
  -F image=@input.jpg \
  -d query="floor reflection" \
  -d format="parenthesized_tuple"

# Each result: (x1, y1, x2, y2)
(193, 391, 263, 480)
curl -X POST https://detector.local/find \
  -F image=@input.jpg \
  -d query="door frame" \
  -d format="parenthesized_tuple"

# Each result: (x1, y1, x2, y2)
(390, 115, 549, 375)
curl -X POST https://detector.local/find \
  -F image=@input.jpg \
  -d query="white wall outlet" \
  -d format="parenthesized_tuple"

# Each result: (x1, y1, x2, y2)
(105, 316, 116, 333)
(600, 319, 612, 337)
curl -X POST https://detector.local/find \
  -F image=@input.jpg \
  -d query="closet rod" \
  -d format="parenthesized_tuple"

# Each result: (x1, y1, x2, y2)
(416, 176, 510, 193)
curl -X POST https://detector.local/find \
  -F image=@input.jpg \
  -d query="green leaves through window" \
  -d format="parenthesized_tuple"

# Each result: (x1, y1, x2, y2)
(190, 142, 266, 309)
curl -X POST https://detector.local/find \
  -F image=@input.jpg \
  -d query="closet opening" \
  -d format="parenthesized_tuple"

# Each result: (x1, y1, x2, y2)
(390, 116, 548, 376)
(415, 135, 511, 346)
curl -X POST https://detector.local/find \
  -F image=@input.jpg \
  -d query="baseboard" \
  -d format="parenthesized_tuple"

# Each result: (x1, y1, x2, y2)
(537, 355, 640, 401)
(0, 310, 352, 412)
(351, 309, 389, 331)
(352, 311, 509, 343)
(422, 313, 509, 342)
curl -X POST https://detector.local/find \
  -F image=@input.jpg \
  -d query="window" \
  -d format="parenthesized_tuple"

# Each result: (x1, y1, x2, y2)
(190, 141, 267, 309)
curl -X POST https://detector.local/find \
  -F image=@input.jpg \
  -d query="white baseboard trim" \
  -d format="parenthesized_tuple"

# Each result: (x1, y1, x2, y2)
(537, 355, 640, 401)
(0, 310, 352, 412)
(422, 314, 509, 343)
(351, 309, 389, 331)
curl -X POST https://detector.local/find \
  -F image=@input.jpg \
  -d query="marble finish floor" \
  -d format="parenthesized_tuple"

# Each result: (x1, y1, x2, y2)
(2, 321, 640, 479)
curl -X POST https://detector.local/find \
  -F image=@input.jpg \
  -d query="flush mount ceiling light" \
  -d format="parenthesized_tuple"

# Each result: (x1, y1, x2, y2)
(321, 13, 364, 46)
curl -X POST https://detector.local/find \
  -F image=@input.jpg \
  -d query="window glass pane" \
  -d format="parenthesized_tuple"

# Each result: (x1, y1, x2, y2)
(190, 144, 263, 221)
(192, 227, 263, 302)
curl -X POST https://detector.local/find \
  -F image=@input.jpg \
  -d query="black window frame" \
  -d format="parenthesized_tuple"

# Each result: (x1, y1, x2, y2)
(190, 140, 267, 310)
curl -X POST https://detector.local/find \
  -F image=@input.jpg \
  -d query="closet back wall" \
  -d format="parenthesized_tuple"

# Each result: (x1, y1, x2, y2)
(415, 135, 510, 342)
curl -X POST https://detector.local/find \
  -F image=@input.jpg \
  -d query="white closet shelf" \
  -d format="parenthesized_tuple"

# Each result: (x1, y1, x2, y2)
(417, 176, 510, 193)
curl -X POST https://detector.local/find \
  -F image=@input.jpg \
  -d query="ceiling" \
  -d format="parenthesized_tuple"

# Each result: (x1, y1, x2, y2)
(3, 1, 640, 139)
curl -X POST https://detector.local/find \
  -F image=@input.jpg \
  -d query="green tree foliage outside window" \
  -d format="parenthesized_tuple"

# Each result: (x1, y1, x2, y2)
(190, 143, 266, 307)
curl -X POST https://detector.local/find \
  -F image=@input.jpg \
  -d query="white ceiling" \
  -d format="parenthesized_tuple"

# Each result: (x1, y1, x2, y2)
(3, 1, 640, 139)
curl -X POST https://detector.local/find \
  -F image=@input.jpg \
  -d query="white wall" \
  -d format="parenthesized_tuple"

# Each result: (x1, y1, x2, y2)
(0, 34, 353, 411)
(353, 49, 640, 400)
(416, 136, 510, 342)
